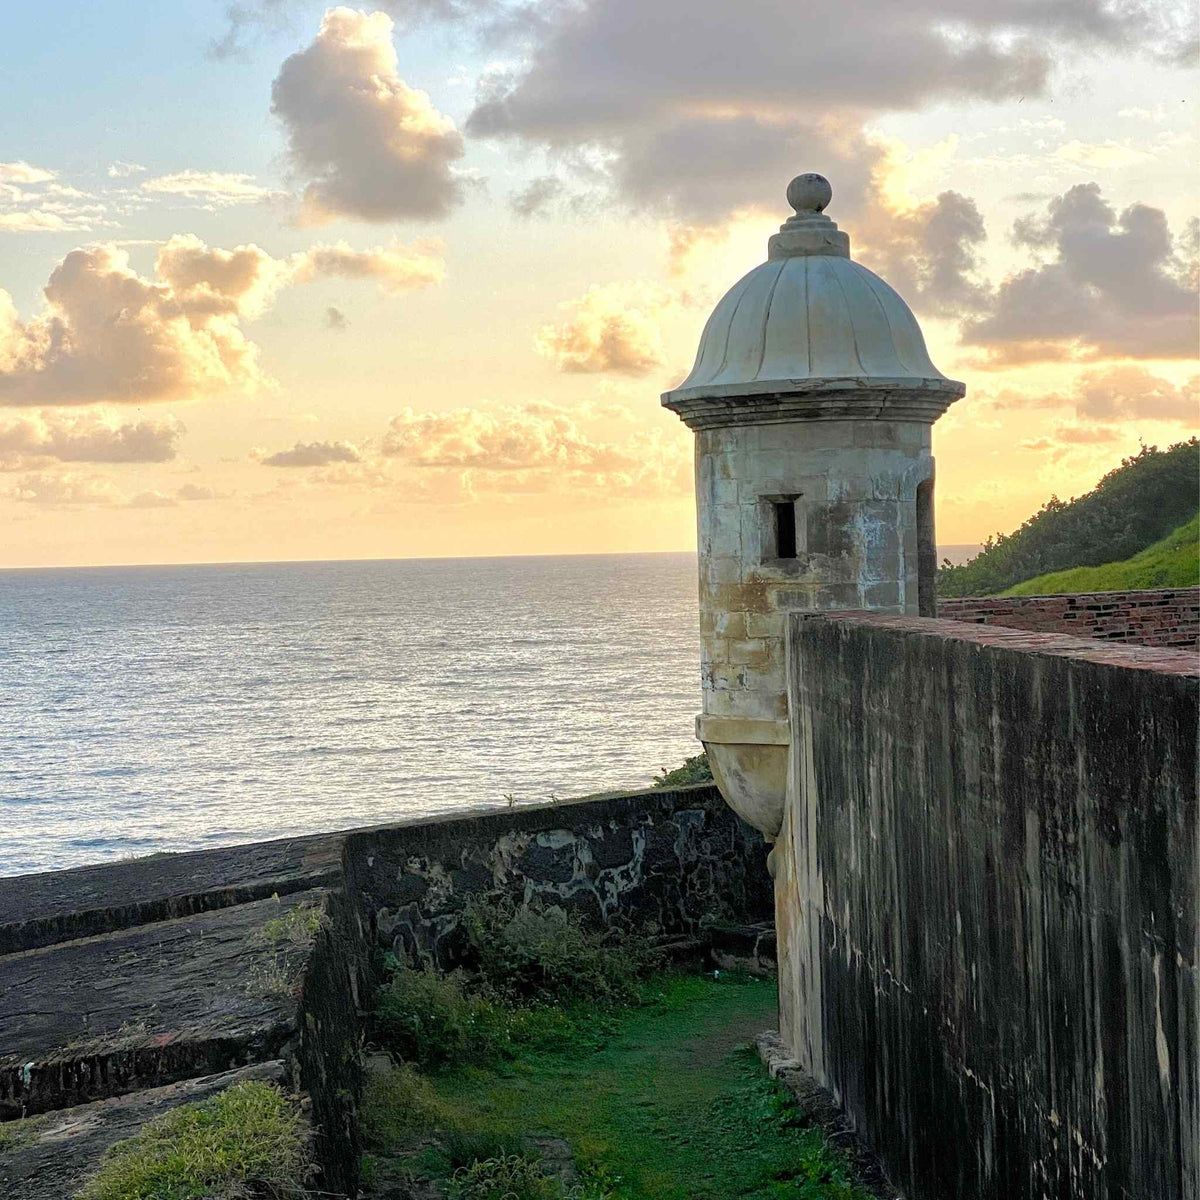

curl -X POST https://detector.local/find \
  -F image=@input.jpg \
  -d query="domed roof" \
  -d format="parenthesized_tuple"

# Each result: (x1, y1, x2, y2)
(663, 174, 964, 420)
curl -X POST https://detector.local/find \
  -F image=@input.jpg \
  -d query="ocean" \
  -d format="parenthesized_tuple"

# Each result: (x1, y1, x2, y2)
(0, 554, 703, 878)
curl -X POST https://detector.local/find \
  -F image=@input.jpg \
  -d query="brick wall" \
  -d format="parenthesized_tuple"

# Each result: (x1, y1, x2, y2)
(939, 586, 1199, 647)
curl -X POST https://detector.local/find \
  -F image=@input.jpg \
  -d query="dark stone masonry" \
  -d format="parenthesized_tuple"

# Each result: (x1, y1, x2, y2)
(0, 784, 769, 1197)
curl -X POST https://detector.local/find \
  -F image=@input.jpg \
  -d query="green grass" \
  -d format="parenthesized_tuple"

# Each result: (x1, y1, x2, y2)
(0, 1113, 48, 1154)
(363, 972, 874, 1200)
(76, 1080, 310, 1200)
(1004, 513, 1200, 595)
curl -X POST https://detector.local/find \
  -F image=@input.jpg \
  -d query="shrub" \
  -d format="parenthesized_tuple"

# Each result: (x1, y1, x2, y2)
(652, 752, 712, 788)
(374, 965, 515, 1070)
(463, 899, 659, 1006)
(76, 1080, 309, 1200)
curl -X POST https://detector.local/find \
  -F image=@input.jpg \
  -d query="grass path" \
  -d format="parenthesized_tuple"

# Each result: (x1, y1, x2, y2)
(372, 973, 873, 1199)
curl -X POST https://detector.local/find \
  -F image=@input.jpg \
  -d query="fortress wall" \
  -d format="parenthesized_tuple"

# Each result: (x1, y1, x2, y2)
(343, 784, 773, 970)
(778, 613, 1198, 1200)
(939, 586, 1200, 647)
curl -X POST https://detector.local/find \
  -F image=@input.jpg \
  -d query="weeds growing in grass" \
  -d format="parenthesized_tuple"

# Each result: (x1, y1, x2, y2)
(76, 1080, 310, 1200)
(361, 1062, 456, 1149)
(451, 1153, 561, 1200)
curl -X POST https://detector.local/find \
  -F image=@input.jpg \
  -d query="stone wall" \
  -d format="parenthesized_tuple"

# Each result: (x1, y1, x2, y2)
(777, 612, 1198, 1200)
(344, 785, 773, 969)
(939, 586, 1199, 647)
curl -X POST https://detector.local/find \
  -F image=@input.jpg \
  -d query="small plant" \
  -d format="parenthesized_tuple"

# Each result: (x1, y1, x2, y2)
(437, 1129, 527, 1170)
(548, 792, 560, 805)
(76, 1080, 310, 1200)
(652, 752, 712, 788)
(451, 1153, 560, 1200)
(259, 901, 329, 948)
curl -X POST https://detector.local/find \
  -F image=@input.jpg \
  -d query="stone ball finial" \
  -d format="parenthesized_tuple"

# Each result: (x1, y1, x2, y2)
(786, 173, 832, 214)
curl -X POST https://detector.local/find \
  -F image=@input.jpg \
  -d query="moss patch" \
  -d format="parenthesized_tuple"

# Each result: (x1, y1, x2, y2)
(364, 972, 874, 1199)
(76, 1080, 310, 1200)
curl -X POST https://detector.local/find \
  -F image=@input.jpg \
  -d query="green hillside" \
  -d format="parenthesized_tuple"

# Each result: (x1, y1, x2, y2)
(1003, 513, 1199, 595)
(938, 439, 1199, 597)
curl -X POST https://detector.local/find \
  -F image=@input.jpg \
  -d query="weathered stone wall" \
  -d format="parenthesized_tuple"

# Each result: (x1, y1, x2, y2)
(343, 785, 773, 969)
(940, 586, 1199, 647)
(695, 420, 933, 725)
(777, 613, 1198, 1200)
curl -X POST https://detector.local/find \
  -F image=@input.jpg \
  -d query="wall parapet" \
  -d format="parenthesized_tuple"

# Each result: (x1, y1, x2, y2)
(939, 585, 1199, 647)
(778, 611, 1197, 1200)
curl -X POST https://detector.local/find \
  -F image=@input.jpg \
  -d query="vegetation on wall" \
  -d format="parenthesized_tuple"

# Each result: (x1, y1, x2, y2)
(1003, 512, 1199, 595)
(77, 1080, 310, 1200)
(652, 752, 713, 788)
(938, 439, 1199, 597)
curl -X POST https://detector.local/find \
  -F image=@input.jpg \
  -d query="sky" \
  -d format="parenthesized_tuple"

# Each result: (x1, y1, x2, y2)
(0, 0, 1196, 568)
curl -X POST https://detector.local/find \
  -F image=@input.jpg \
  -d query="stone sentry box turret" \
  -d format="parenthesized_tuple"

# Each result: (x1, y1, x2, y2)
(662, 173, 964, 844)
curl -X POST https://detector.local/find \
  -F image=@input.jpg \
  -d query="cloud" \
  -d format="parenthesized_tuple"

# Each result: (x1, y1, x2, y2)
(0, 241, 269, 407)
(0, 233, 445, 406)
(535, 283, 674, 375)
(457, 0, 1189, 225)
(128, 489, 179, 508)
(107, 161, 148, 179)
(142, 170, 284, 207)
(0, 164, 108, 234)
(0, 162, 55, 185)
(510, 175, 564, 218)
(380, 401, 691, 496)
(326, 305, 348, 329)
(9, 471, 123, 506)
(0, 412, 183, 467)
(271, 7, 467, 224)
(176, 482, 219, 500)
(262, 439, 363, 466)
(1054, 140, 1155, 169)
(291, 237, 445, 291)
(856, 186, 991, 318)
(962, 183, 1198, 364)
(1073, 366, 1199, 424)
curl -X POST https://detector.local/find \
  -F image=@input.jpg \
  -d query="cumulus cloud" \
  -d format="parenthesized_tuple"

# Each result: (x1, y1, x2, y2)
(0, 412, 183, 467)
(141, 170, 284, 207)
(271, 7, 467, 224)
(380, 401, 691, 497)
(456, 0, 1190, 225)
(0, 233, 445, 406)
(535, 283, 675, 375)
(962, 183, 1198, 364)
(857, 187, 991, 318)
(262, 439, 363, 466)
(0, 241, 269, 407)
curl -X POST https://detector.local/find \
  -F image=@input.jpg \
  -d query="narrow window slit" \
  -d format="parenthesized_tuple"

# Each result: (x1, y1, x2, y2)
(774, 501, 797, 559)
